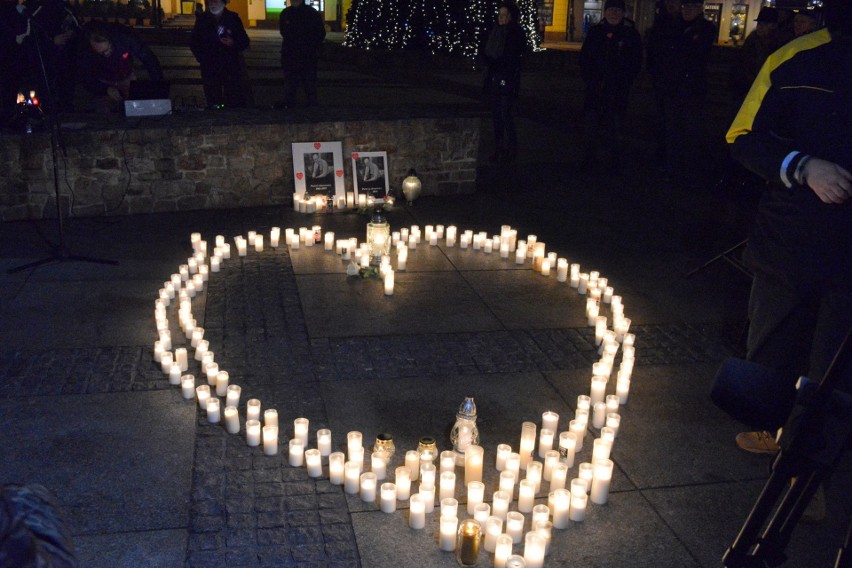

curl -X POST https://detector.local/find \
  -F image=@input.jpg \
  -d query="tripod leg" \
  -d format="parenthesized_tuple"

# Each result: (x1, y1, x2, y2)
(836, 516, 852, 568)
(724, 471, 791, 567)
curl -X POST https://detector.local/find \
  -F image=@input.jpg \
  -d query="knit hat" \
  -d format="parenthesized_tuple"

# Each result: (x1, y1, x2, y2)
(604, 0, 626, 10)
(755, 7, 778, 23)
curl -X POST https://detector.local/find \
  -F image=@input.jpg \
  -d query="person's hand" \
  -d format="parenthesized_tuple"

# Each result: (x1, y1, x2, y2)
(802, 158, 852, 204)
(220, 36, 234, 47)
(106, 87, 123, 102)
(53, 31, 74, 46)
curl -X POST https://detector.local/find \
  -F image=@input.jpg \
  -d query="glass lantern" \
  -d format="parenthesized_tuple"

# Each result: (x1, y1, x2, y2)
(417, 436, 438, 463)
(450, 397, 480, 465)
(371, 432, 395, 464)
(455, 519, 482, 566)
(366, 207, 391, 265)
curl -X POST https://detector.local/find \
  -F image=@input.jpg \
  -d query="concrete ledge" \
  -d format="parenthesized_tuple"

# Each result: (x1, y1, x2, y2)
(0, 108, 482, 220)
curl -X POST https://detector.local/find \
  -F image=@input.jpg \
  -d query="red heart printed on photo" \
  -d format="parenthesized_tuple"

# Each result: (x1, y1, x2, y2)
(352, 152, 359, 160)
(296, 172, 303, 180)
(336, 170, 343, 177)
(314, 142, 322, 150)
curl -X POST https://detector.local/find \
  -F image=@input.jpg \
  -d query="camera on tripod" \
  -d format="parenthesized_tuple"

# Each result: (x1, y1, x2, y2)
(14, 90, 46, 134)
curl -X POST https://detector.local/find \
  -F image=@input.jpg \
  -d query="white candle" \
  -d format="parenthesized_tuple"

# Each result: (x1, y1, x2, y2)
(579, 462, 594, 493)
(419, 485, 435, 513)
(204, 362, 218, 385)
(593, 401, 607, 429)
(215, 371, 229, 397)
(483, 515, 503, 553)
(409, 494, 426, 529)
(269, 227, 280, 248)
(526, 461, 543, 493)
(506, 511, 525, 544)
(473, 503, 491, 525)
(464, 445, 484, 484)
(349, 446, 364, 472)
(524, 531, 545, 568)
(378, 482, 396, 513)
(606, 412, 622, 437)
(181, 375, 195, 399)
(590, 458, 614, 504)
(440, 450, 456, 473)
(543, 450, 559, 482)
(293, 417, 309, 447)
(540, 258, 551, 276)
(499, 470, 515, 496)
(225, 385, 241, 409)
(519, 422, 536, 470)
(590, 374, 607, 406)
(467, 480, 485, 514)
(550, 462, 568, 491)
(236, 238, 247, 257)
(569, 419, 586, 452)
(439, 515, 458, 551)
(515, 244, 526, 264)
(263, 426, 279, 456)
(397, 247, 407, 271)
(558, 431, 577, 468)
(245, 399, 261, 422)
(324, 231, 334, 251)
(360, 472, 377, 502)
(254, 235, 264, 252)
(173, 347, 187, 372)
(551, 488, 570, 528)
(329, 452, 345, 485)
(264, 409, 278, 428)
(556, 258, 568, 282)
(384, 270, 394, 296)
(570, 490, 588, 522)
(344, 461, 360, 494)
(371, 453, 387, 481)
(317, 429, 332, 456)
(492, 490, 510, 521)
(592, 437, 613, 462)
(169, 365, 181, 386)
(518, 479, 536, 512)
(246, 419, 261, 447)
(206, 398, 220, 423)
(306, 449, 323, 477)
(395, 466, 411, 500)
(538, 428, 554, 458)
(495, 444, 511, 471)
(224, 406, 240, 434)
(506, 452, 521, 483)
(494, 534, 513, 568)
(441, 497, 459, 519)
(420, 462, 436, 488)
(532, 504, 550, 526)
(405, 450, 420, 482)
(439, 471, 456, 501)
(288, 438, 304, 466)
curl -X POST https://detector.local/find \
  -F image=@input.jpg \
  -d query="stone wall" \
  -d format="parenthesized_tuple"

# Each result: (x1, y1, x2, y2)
(0, 114, 482, 220)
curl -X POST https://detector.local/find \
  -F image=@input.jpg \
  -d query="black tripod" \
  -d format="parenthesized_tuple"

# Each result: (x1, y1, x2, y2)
(723, 328, 852, 568)
(686, 238, 751, 279)
(8, 11, 117, 275)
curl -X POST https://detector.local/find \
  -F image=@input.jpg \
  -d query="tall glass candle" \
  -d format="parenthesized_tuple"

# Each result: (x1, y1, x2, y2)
(551, 488, 570, 529)
(294, 417, 309, 447)
(206, 398, 220, 423)
(518, 479, 536, 512)
(224, 406, 240, 434)
(526, 461, 543, 493)
(359, 472, 377, 502)
(317, 429, 332, 456)
(441, 497, 459, 519)
(558, 431, 577, 468)
(523, 531, 546, 568)
(263, 426, 279, 456)
(405, 450, 420, 482)
(409, 494, 425, 528)
(264, 409, 278, 428)
(181, 375, 195, 399)
(494, 534, 513, 568)
(492, 490, 510, 521)
(440, 471, 456, 501)
(245, 419, 261, 447)
(380, 482, 397, 513)
(246, 399, 261, 422)
(225, 385, 241, 408)
(371, 453, 387, 481)
(464, 445, 484, 484)
(395, 466, 411, 500)
(344, 461, 360, 494)
(440, 515, 458, 551)
(419, 485, 436, 514)
(496, 444, 511, 471)
(590, 458, 614, 504)
(506, 511, 525, 544)
(467, 480, 485, 515)
(483, 515, 503, 553)
(550, 462, 568, 491)
(329, 452, 345, 485)
(306, 449, 322, 477)
(288, 438, 304, 466)
(538, 428, 554, 458)
(519, 422, 536, 470)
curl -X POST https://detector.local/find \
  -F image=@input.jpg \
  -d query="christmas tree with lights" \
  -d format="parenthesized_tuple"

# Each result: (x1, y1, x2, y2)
(344, 0, 541, 57)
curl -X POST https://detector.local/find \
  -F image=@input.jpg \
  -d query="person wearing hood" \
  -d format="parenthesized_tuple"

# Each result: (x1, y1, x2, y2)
(190, 0, 251, 108)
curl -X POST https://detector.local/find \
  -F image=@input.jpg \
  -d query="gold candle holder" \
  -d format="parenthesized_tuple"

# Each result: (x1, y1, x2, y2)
(456, 519, 482, 566)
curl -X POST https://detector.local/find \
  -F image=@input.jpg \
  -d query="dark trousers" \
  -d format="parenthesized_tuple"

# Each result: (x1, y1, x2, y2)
(202, 74, 249, 108)
(282, 65, 318, 107)
(490, 93, 517, 151)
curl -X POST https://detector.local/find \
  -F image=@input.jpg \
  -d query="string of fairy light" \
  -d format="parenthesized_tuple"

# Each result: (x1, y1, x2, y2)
(343, 0, 542, 57)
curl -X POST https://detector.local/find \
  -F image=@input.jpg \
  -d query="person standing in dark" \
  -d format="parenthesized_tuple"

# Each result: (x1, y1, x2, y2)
(278, 0, 325, 108)
(77, 23, 163, 113)
(482, 1, 525, 163)
(725, 0, 851, 460)
(731, 7, 781, 100)
(191, 0, 251, 108)
(578, 0, 642, 172)
(645, 0, 683, 167)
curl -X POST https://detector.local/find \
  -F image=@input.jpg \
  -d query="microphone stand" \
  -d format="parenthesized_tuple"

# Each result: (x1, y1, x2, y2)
(8, 12, 117, 274)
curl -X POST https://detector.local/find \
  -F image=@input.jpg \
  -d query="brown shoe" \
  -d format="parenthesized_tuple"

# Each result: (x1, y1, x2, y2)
(735, 431, 781, 454)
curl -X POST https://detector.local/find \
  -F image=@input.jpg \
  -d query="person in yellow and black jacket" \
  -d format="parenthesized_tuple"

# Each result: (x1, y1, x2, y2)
(725, 0, 851, 456)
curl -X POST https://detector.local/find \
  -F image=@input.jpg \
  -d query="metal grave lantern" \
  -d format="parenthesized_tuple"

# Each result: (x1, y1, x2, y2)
(366, 207, 390, 265)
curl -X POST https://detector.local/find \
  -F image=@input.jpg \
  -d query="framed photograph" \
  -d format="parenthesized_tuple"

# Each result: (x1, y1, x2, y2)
(292, 141, 345, 205)
(351, 151, 391, 203)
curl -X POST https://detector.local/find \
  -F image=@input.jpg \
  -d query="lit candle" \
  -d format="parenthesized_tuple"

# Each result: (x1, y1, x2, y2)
(294, 417, 309, 447)
(606, 412, 621, 437)
(519, 422, 536, 470)
(526, 461, 543, 493)
(558, 431, 577, 468)
(405, 450, 420, 482)
(224, 406, 240, 434)
(420, 462, 436, 488)
(524, 531, 545, 568)
(349, 446, 364, 472)
(245, 419, 261, 447)
(380, 483, 397, 513)
(371, 452, 387, 481)
(483, 515, 503, 553)
(467, 480, 485, 514)
(324, 231, 334, 251)
(593, 401, 607, 429)
(495, 444, 511, 471)
(540, 258, 551, 276)
(306, 449, 322, 477)
(215, 370, 229, 397)
(551, 488, 570, 529)
(245, 399, 261, 422)
(254, 234, 264, 252)
(579, 462, 594, 493)
(329, 452, 345, 485)
(464, 445, 484, 485)
(317, 429, 332, 456)
(384, 270, 394, 296)
(440, 515, 458, 551)
(538, 428, 554, 458)
(506, 511, 524, 544)
(288, 438, 304, 466)
(397, 247, 407, 271)
(408, 494, 426, 529)
(518, 479, 535, 512)
(236, 238, 247, 257)
(506, 452, 521, 483)
(492, 490, 510, 521)
(360, 472, 377, 502)
(569, 419, 586, 452)
(494, 534, 513, 568)
(441, 497, 459, 519)
(204, 362, 218, 385)
(181, 375, 195, 399)
(499, 471, 515, 496)
(225, 384, 241, 408)
(168, 365, 181, 386)
(344, 461, 360, 494)
(550, 462, 568, 491)
(419, 485, 436, 513)
(440, 450, 456, 473)
(590, 374, 607, 406)
(174, 347, 187, 372)
(570, 489, 588, 522)
(395, 466, 411, 500)
(590, 458, 614, 504)
(543, 450, 559, 482)
(515, 244, 526, 264)
(473, 503, 491, 525)
(592, 437, 612, 462)
(258, 409, 276, 430)
(263, 425, 279, 456)
(440, 471, 456, 501)
(206, 398, 220, 423)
